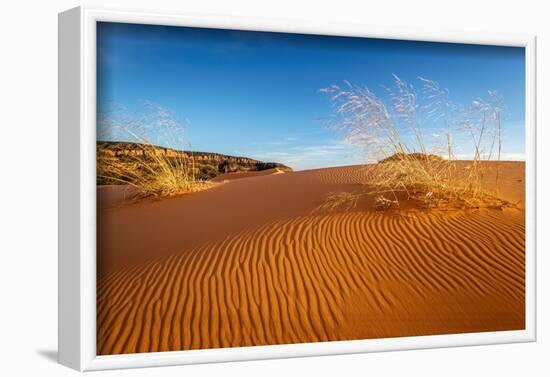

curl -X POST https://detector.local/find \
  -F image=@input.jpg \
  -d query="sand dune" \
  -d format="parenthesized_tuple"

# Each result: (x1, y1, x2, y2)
(97, 162, 525, 355)
(211, 167, 286, 182)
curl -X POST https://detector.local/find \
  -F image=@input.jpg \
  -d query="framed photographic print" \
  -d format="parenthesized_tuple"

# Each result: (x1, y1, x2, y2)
(58, 6, 536, 371)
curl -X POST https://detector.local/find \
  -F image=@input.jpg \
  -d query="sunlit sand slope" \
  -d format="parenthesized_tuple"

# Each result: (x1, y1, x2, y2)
(97, 162, 525, 355)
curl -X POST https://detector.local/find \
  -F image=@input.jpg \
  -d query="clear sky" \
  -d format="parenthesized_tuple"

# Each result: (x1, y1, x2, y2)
(97, 22, 525, 171)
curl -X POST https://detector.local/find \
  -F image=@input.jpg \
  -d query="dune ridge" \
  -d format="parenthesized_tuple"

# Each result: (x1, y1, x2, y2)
(97, 167, 525, 355)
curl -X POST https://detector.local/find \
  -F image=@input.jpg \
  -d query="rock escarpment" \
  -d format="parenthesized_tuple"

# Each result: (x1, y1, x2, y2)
(97, 141, 293, 184)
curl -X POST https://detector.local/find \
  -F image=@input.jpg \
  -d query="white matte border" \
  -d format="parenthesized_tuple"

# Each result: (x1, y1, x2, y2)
(59, 6, 536, 371)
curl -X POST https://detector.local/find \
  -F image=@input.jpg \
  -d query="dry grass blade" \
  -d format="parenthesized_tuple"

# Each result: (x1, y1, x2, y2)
(313, 191, 363, 213)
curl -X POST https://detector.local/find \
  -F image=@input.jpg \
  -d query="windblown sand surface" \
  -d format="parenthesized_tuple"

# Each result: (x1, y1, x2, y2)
(97, 161, 525, 355)
(211, 167, 285, 182)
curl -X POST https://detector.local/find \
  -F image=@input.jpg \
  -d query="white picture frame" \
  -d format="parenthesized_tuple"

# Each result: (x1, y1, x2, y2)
(58, 6, 537, 371)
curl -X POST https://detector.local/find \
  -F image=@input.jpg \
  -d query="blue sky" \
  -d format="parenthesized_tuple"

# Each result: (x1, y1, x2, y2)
(97, 22, 525, 170)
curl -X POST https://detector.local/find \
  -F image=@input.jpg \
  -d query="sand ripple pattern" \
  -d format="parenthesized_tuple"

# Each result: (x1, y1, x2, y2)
(97, 209, 524, 355)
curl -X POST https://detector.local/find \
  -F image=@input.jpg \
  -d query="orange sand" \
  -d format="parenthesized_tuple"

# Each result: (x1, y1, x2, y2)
(97, 162, 525, 355)
(210, 167, 285, 182)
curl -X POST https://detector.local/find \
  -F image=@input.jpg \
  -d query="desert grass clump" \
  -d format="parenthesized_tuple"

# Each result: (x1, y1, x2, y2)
(313, 191, 362, 213)
(97, 103, 213, 199)
(321, 75, 510, 210)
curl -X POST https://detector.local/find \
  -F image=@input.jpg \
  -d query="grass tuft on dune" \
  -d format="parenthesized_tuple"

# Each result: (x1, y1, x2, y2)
(97, 104, 214, 199)
(321, 75, 509, 210)
(97, 143, 214, 199)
